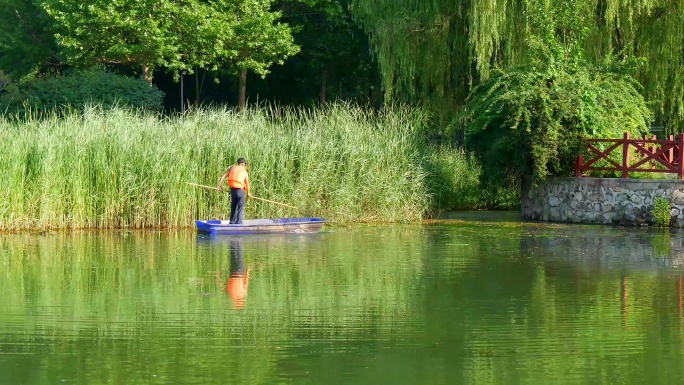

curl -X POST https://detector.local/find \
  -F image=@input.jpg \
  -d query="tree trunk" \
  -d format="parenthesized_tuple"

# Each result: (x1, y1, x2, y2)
(195, 68, 200, 106)
(319, 69, 329, 105)
(142, 65, 153, 85)
(238, 69, 247, 110)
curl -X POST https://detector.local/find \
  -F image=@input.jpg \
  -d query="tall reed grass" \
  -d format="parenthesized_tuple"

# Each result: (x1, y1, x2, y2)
(425, 146, 520, 211)
(0, 104, 515, 230)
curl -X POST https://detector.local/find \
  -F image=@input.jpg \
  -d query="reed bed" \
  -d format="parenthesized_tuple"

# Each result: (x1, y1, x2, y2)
(0, 104, 513, 230)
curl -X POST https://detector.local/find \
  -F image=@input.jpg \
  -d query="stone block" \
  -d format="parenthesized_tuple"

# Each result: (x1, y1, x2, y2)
(549, 196, 560, 207)
(615, 193, 629, 203)
(564, 208, 572, 218)
(629, 194, 643, 204)
(597, 213, 609, 223)
(672, 190, 684, 205)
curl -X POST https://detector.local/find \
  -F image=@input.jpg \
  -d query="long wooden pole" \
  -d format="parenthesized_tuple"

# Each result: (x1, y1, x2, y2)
(185, 182, 298, 210)
(186, 182, 220, 191)
(250, 196, 298, 210)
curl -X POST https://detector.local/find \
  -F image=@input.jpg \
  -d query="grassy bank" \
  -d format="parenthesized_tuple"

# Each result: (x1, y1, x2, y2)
(0, 105, 517, 230)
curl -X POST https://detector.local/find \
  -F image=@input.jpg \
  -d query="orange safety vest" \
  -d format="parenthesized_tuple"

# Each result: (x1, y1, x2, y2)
(227, 165, 249, 191)
(227, 273, 249, 309)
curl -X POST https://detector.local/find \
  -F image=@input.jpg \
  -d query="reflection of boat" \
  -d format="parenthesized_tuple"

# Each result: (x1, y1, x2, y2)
(195, 232, 327, 249)
(195, 217, 327, 235)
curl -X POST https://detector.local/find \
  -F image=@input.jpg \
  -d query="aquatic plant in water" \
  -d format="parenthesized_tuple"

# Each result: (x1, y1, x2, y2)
(653, 197, 671, 227)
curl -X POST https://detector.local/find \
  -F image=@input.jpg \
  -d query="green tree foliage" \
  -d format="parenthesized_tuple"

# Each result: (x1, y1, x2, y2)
(32, 0, 297, 87)
(0, 0, 372, 109)
(221, 0, 301, 77)
(1, 69, 164, 112)
(274, 0, 378, 105)
(463, 58, 652, 184)
(42, 0, 215, 82)
(194, 0, 380, 108)
(210, 0, 300, 108)
(0, 0, 61, 79)
(351, 0, 684, 132)
(27, 0, 300, 110)
(0, 71, 8, 92)
(463, 9, 653, 184)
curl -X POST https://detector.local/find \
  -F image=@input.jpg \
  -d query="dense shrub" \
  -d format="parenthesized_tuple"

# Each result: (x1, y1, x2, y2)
(463, 58, 653, 186)
(653, 197, 672, 227)
(424, 147, 519, 211)
(1, 70, 164, 113)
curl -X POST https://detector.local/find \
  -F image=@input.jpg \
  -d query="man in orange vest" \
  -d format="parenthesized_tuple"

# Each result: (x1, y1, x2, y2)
(227, 239, 250, 309)
(217, 157, 252, 224)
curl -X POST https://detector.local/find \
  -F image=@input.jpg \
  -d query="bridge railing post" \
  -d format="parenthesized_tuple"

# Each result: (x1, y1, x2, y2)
(622, 132, 630, 179)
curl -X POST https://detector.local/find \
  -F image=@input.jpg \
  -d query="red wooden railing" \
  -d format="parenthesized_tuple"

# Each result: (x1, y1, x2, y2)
(575, 132, 684, 179)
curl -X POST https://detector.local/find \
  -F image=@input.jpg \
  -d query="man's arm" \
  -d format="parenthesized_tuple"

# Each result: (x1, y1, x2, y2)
(244, 174, 252, 197)
(217, 167, 232, 191)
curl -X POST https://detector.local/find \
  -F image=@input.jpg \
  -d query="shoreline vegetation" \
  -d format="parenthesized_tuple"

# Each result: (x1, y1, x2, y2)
(0, 105, 518, 231)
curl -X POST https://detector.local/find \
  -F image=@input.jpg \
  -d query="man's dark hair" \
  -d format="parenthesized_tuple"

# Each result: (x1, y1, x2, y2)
(237, 157, 246, 165)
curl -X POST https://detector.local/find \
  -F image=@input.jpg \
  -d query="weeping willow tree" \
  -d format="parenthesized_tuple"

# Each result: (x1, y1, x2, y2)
(351, 0, 684, 132)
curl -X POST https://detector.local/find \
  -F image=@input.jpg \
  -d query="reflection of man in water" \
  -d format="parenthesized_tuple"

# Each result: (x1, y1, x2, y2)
(227, 239, 250, 309)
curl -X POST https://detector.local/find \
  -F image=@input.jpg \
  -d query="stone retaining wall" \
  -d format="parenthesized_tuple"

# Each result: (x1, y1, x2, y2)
(522, 177, 684, 227)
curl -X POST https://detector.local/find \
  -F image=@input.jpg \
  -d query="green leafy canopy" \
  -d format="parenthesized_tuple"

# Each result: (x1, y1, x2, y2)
(463, 53, 653, 184)
(1, 69, 165, 113)
(351, 0, 684, 132)
(38, 0, 299, 80)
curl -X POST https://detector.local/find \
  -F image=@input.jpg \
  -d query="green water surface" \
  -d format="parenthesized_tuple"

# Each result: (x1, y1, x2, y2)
(2, 214, 684, 384)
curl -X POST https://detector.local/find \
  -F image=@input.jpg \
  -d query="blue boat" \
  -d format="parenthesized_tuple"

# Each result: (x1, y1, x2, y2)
(195, 217, 327, 235)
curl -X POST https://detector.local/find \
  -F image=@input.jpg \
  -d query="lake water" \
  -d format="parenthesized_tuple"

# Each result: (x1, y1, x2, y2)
(2, 213, 684, 384)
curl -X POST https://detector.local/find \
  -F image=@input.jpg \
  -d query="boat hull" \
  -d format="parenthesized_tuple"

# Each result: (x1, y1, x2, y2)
(195, 217, 326, 235)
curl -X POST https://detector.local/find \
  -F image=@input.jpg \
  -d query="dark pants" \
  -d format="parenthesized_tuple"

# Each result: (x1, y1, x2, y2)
(230, 188, 245, 224)
(229, 239, 245, 275)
